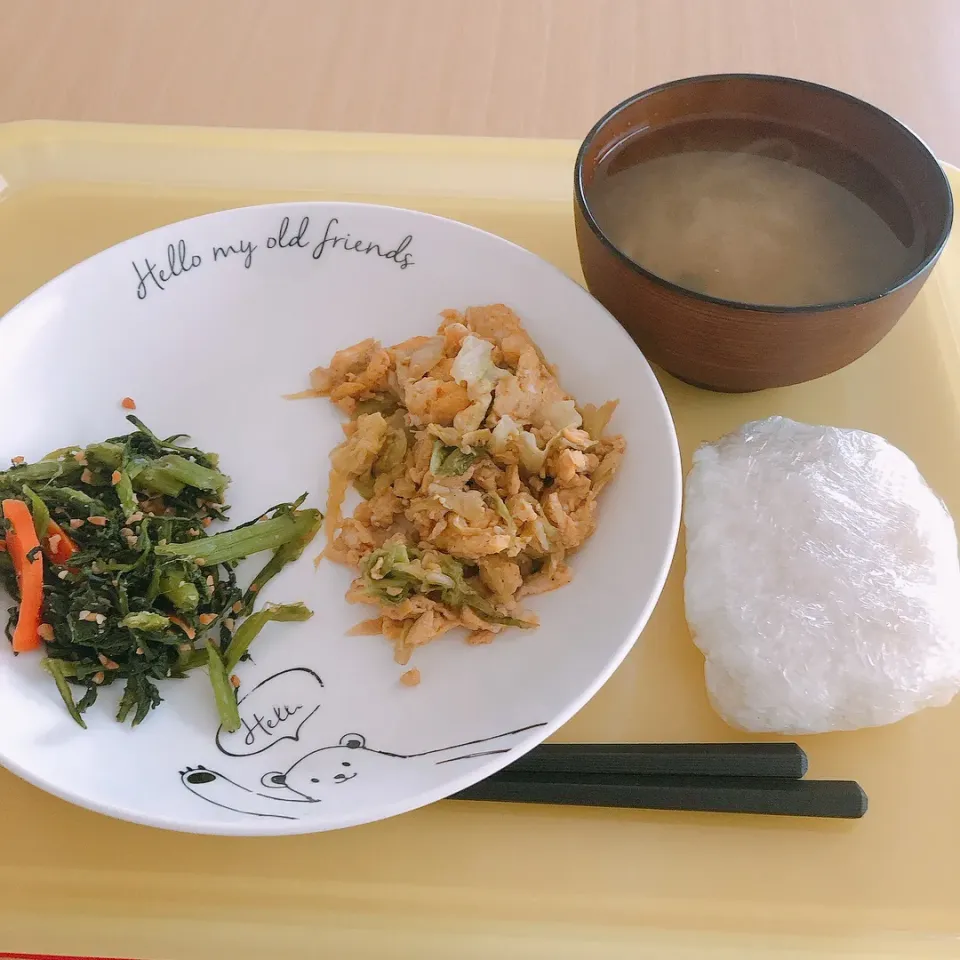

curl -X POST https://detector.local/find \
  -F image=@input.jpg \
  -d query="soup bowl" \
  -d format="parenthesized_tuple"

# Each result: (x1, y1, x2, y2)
(574, 74, 954, 392)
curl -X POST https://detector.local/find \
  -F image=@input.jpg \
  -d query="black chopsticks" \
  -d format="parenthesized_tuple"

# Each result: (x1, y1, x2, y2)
(451, 742, 867, 819)
(503, 741, 808, 779)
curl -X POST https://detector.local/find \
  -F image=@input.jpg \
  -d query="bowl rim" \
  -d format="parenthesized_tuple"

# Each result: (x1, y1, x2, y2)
(574, 72, 955, 315)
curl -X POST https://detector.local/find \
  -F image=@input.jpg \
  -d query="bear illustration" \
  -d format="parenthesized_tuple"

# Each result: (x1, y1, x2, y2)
(180, 724, 546, 819)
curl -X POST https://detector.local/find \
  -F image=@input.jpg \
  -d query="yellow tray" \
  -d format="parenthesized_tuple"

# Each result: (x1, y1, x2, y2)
(1, 121, 959, 960)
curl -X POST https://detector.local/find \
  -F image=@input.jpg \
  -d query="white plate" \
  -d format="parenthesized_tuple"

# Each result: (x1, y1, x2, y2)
(0, 203, 680, 835)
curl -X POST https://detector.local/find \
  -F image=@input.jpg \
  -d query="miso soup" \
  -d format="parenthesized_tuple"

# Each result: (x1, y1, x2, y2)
(586, 125, 923, 307)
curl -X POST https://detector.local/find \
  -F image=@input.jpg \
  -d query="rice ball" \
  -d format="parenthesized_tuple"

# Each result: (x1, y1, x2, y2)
(684, 416, 960, 734)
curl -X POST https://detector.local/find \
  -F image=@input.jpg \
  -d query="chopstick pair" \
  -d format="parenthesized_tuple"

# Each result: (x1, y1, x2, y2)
(451, 742, 868, 819)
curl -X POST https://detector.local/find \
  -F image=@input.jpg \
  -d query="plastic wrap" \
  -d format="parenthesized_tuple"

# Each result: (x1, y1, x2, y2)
(684, 416, 960, 734)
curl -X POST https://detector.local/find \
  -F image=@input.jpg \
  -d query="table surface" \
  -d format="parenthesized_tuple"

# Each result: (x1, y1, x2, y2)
(1, 0, 958, 162)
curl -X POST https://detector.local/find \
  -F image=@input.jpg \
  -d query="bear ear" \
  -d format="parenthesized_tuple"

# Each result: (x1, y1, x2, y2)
(261, 772, 287, 789)
(339, 733, 365, 749)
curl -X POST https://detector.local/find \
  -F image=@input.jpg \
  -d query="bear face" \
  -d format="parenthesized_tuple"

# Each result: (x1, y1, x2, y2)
(266, 733, 382, 801)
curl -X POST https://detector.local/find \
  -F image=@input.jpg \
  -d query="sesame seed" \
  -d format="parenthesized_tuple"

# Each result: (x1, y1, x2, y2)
(74, 452, 88, 465)
(94, 613, 106, 626)
(37, 624, 54, 642)
(78, 610, 92, 621)
(57, 570, 69, 580)
(198, 613, 217, 626)
(69, 518, 84, 529)
(229, 675, 241, 689)
(121, 397, 136, 410)
(11, 456, 24, 466)
(111, 471, 122, 485)
(93, 672, 105, 685)
(206, 575, 215, 588)
(80, 468, 93, 484)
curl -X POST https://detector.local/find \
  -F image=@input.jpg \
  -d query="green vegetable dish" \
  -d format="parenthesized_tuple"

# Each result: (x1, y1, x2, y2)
(0, 417, 320, 730)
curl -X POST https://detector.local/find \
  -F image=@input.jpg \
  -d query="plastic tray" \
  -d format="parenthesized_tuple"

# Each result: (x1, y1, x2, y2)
(1, 121, 959, 960)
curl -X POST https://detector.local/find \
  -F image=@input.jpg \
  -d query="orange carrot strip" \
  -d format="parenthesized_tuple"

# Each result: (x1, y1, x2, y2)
(44, 520, 78, 565)
(2, 499, 44, 651)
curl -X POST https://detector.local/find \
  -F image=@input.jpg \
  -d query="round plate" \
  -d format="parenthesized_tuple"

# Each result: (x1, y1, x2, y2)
(0, 203, 681, 835)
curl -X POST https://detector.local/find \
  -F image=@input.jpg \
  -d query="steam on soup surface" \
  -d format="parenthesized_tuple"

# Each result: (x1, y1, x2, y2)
(587, 141, 920, 307)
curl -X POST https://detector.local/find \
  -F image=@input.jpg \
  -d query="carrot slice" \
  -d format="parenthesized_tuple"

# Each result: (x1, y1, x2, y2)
(2, 499, 44, 651)
(44, 520, 77, 565)
(169, 615, 197, 641)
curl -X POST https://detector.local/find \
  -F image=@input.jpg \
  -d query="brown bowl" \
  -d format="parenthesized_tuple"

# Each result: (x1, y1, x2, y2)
(574, 74, 954, 392)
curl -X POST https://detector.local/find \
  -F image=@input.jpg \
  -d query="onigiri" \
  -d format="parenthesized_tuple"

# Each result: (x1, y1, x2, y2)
(684, 416, 960, 734)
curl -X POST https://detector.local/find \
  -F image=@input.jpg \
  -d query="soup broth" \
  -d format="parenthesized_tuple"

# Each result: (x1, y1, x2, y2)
(587, 128, 923, 307)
